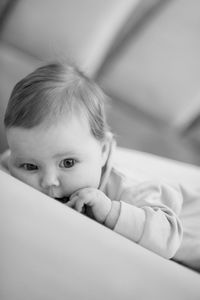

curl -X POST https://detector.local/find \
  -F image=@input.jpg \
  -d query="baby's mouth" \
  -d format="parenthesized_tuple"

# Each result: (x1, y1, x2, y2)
(54, 196, 70, 204)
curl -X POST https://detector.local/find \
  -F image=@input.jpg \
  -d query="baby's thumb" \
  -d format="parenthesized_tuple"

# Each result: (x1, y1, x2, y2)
(66, 196, 77, 208)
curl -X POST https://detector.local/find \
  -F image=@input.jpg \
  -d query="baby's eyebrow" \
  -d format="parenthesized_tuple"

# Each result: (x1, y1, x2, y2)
(12, 156, 34, 163)
(11, 156, 24, 162)
(53, 151, 78, 158)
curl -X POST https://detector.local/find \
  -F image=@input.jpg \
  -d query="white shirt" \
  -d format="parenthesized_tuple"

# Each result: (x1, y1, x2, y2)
(99, 139, 200, 271)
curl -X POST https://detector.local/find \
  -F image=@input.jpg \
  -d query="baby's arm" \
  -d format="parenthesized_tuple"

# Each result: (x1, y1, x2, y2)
(67, 182, 183, 259)
(110, 181, 183, 259)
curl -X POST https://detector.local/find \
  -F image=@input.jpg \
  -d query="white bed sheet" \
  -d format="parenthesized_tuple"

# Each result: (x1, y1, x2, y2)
(1, 148, 200, 299)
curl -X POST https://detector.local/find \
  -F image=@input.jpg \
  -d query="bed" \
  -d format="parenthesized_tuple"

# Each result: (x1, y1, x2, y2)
(1, 147, 200, 300)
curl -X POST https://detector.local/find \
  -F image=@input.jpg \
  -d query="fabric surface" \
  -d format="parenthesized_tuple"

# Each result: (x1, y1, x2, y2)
(1, 143, 200, 271)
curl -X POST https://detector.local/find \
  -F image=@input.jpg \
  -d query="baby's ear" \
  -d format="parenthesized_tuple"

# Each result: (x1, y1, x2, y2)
(101, 133, 113, 167)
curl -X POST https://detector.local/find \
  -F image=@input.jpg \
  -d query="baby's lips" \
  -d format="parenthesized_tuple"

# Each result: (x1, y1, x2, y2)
(54, 196, 70, 203)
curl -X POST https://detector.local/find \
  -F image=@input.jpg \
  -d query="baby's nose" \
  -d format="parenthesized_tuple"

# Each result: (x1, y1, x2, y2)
(40, 171, 60, 189)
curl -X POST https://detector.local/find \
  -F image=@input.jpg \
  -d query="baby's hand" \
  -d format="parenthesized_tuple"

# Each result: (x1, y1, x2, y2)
(67, 188, 112, 224)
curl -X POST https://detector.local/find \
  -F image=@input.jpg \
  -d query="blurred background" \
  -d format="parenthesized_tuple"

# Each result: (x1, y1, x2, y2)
(0, 0, 200, 165)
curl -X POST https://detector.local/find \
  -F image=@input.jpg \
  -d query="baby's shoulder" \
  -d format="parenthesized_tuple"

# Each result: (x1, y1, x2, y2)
(0, 149, 10, 173)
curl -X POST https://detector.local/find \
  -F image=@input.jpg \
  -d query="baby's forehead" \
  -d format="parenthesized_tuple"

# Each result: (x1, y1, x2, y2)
(8, 136, 86, 162)
(7, 113, 98, 157)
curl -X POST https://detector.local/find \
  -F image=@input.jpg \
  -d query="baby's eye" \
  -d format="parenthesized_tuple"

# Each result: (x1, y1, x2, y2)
(20, 163, 38, 171)
(60, 158, 76, 168)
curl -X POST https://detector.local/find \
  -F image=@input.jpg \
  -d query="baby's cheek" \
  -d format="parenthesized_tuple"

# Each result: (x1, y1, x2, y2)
(60, 167, 101, 196)
(9, 167, 23, 181)
(10, 168, 38, 190)
(60, 177, 80, 196)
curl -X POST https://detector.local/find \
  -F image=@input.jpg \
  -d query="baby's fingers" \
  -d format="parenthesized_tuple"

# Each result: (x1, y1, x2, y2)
(66, 197, 77, 208)
(67, 196, 86, 213)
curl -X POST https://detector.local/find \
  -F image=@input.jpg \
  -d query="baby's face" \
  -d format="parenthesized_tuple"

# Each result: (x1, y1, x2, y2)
(6, 113, 109, 203)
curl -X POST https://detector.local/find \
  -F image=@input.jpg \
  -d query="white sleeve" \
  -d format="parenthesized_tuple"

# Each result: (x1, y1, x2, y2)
(114, 181, 183, 259)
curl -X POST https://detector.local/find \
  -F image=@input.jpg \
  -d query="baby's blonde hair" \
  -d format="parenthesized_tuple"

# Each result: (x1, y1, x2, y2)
(4, 62, 109, 140)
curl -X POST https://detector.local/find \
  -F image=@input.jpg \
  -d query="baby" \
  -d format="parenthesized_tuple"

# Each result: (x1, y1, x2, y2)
(2, 61, 199, 271)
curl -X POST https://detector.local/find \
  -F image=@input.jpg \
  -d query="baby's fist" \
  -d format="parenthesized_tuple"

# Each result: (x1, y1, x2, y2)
(67, 188, 112, 224)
